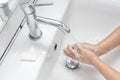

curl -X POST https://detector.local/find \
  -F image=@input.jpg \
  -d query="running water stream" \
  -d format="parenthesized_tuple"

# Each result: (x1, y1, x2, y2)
(64, 32, 82, 69)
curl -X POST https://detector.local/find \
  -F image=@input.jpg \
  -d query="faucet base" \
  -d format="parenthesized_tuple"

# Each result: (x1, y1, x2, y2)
(29, 30, 42, 40)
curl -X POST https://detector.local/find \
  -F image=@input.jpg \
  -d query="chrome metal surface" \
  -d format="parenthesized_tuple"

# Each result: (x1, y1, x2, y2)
(66, 58, 79, 69)
(36, 16, 70, 34)
(0, 0, 21, 32)
(34, 2, 53, 7)
(21, 3, 42, 40)
(0, 0, 11, 22)
(21, 2, 70, 40)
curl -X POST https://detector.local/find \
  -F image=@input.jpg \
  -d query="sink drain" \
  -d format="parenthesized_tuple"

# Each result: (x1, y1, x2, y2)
(66, 58, 79, 69)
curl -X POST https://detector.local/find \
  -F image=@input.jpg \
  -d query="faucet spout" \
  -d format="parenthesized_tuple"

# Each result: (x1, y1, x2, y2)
(36, 16, 70, 34)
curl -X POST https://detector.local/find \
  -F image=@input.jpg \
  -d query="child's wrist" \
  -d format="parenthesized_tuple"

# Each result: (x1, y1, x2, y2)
(95, 44, 104, 56)
(90, 55, 99, 65)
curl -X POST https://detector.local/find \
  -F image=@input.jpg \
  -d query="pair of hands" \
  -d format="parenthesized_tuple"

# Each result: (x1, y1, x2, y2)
(63, 43, 102, 65)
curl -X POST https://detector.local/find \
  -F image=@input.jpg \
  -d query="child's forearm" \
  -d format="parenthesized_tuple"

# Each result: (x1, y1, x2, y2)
(91, 56, 120, 80)
(97, 27, 120, 55)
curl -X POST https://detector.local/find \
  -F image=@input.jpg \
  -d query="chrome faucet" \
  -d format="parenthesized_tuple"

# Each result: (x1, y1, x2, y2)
(21, 1, 78, 69)
(21, 0, 79, 70)
(21, 2, 70, 40)
(21, 3, 42, 40)
(35, 16, 70, 34)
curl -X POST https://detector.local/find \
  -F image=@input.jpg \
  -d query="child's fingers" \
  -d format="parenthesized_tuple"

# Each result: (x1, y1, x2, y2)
(63, 47, 76, 60)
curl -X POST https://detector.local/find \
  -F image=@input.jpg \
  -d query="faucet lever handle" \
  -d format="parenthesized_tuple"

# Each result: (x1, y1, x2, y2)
(21, 2, 54, 15)
(33, 2, 54, 7)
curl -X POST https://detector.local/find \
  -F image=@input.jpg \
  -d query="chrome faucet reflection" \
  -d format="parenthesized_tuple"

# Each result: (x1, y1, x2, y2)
(21, 2, 70, 40)
(0, 0, 12, 22)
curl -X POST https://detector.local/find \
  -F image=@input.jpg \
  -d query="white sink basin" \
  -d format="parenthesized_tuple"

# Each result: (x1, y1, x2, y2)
(41, 40, 120, 80)
(2, 0, 120, 80)
(0, 0, 70, 80)
(0, 22, 65, 80)
(37, 0, 120, 80)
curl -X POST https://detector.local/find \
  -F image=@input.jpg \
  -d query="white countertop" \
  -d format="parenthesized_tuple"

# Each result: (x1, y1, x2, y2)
(0, 0, 70, 80)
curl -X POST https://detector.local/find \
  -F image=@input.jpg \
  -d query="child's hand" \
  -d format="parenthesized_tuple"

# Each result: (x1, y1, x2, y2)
(63, 43, 100, 64)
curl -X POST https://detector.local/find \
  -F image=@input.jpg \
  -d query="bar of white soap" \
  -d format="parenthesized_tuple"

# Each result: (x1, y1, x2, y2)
(20, 47, 37, 62)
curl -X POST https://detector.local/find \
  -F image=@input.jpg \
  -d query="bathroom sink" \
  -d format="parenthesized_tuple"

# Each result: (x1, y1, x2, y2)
(1, 0, 120, 80)
(0, 22, 65, 80)
(38, 0, 120, 80)
(0, 0, 70, 79)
